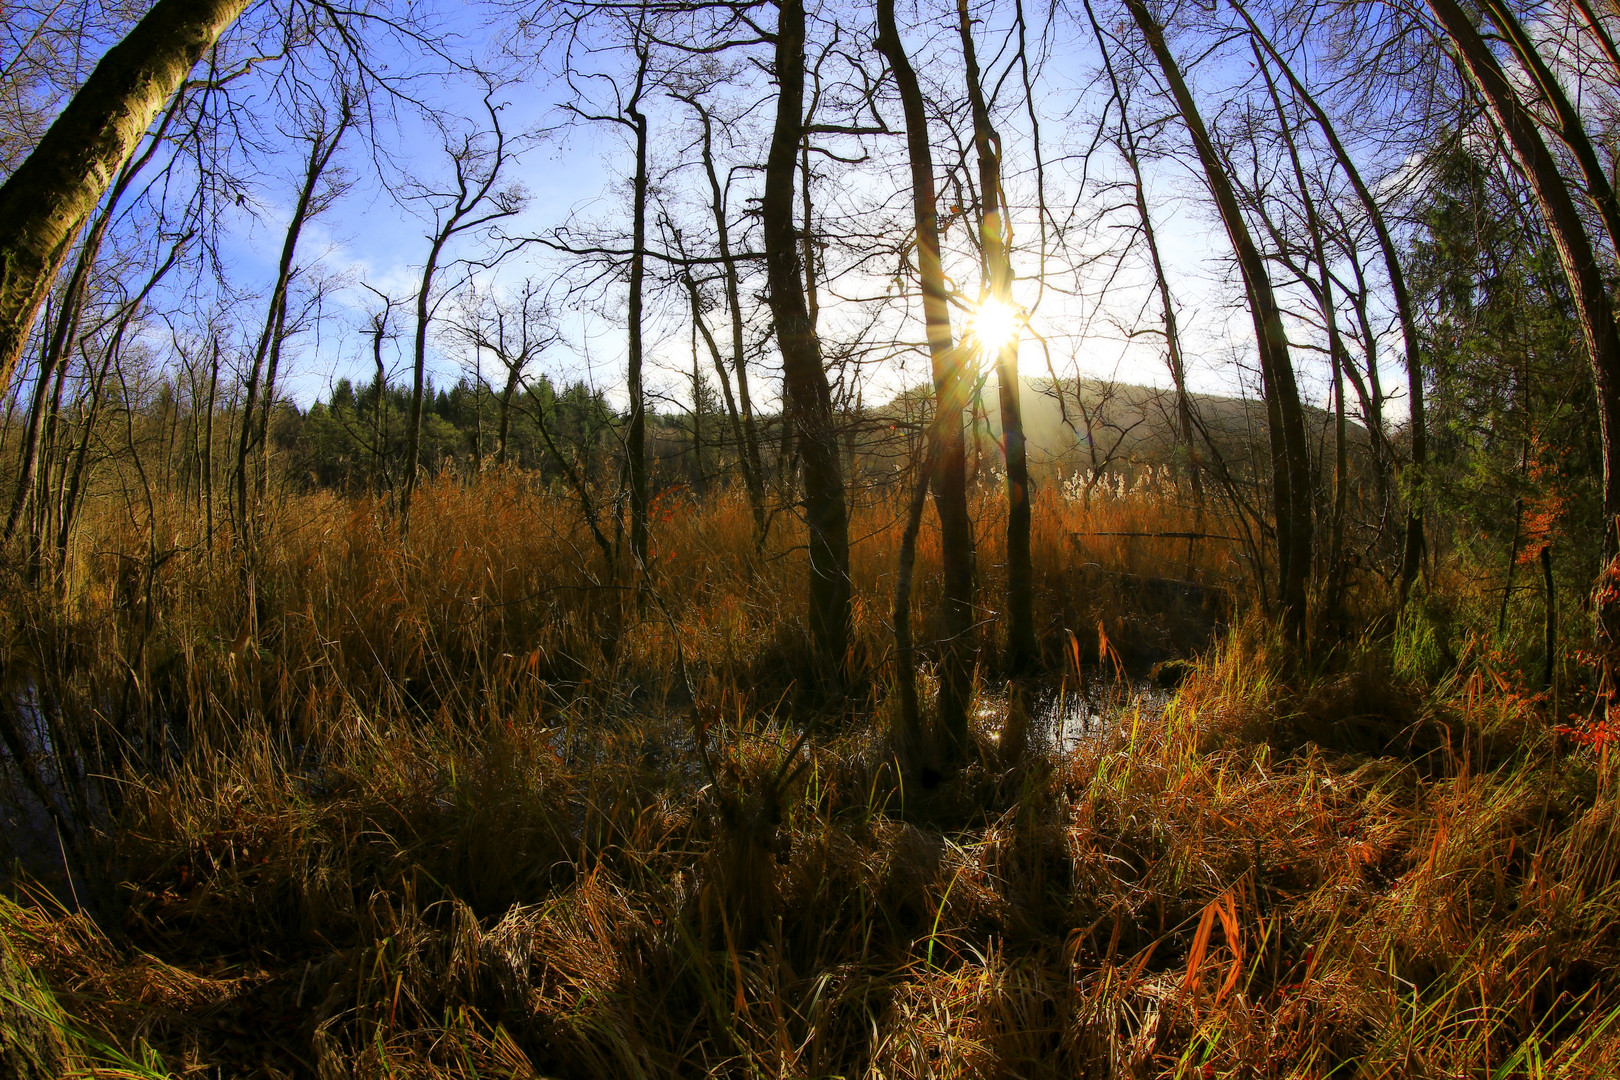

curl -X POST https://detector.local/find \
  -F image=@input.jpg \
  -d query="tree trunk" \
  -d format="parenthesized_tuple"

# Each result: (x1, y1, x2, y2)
(30, 359, 70, 569)
(0, 0, 248, 398)
(1127, 0, 1313, 639)
(892, 436, 932, 756)
(402, 101, 514, 524)
(1482, 0, 1620, 256)
(498, 364, 518, 465)
(763, 0, 851, 679)
(204, 336, 217, 550)
(0, 936, 70, 1080)
(1572, 0, 1620, 85)
(877, 0, 977, 760)
(958, 0, 1037, 673)
(685, 97, 768, 537)
(684, 272, 753, 497)
(2, 86, 181, 545)
(3, 309, 62, 546)
(369, 315, 390, 493)
(626, 44, 651, 572)
(237, 112, 347, 529)
(1255, 44, 1350, 624)
(56, 236, 186, 574)
(1232, 0, 1425, 606)
(1082, 0, 1202, 512)
(689, 323, 706, 495)
(1428, 0, 1620, 695)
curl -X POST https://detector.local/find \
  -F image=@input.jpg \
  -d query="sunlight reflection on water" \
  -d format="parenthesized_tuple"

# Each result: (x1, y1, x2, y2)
(975, 678, 1171, 754)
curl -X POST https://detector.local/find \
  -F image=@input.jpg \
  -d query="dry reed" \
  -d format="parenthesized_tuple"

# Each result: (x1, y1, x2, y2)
(2, 473, 1615, 1078)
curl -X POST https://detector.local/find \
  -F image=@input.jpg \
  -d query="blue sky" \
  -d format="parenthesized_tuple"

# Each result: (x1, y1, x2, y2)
(8, 0, 1460, 432)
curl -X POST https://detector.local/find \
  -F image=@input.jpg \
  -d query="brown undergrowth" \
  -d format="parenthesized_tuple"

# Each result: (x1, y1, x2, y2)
(3, 476, 1617, 1077)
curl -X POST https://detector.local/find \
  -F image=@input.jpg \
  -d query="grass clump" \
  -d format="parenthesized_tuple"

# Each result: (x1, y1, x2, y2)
(2, 477, 1619, 1077)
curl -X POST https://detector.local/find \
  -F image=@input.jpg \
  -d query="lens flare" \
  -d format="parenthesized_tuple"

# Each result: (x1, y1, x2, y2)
(966, 297, 1020, 355)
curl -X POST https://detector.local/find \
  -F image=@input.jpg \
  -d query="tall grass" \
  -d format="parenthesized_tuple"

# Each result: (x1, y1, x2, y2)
(4, 472, 1617, 1077)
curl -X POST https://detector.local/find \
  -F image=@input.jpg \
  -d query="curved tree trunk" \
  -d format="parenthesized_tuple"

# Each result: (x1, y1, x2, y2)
(1127, 0, 1313, 640)
(3, 88, 184, 546)
(1481, 0, 1620, 257)
(1573, 0, 1620, 85)
(0, 0, 249, 398)
(1231, 0, 1425, 606)
(1256, 47, 1349, 626)
(1428, 0, 1620, 692)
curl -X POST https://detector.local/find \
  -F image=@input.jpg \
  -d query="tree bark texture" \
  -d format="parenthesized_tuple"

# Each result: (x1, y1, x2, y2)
(764, 0, 851, 677)
(0, 0, 249, 398)
(0, 936, 70, 1080)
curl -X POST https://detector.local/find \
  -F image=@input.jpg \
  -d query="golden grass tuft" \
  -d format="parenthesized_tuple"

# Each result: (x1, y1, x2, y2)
(3, 474, 1619, 1076)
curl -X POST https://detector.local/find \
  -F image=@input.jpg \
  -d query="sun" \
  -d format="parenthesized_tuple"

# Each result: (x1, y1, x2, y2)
(965, 297, 1021, 355)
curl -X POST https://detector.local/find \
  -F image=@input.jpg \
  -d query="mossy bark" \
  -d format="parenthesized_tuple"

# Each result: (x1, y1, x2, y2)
(0, 937, 70, 1079)
(0, 0, 250, 397)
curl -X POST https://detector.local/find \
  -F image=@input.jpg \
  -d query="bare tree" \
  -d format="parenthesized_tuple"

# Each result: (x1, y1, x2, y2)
(1230, 0, 1428, 604)
(452, 279, 558, 466)
(1126, 0, 1314, 640)
(2, 85, 191, 546)
(957, 0, 1037, 674)
(233, 95, 351, 532)
(360, 284, 400, 493)
(764, 0, 851, 680)
(401, 88, 522, 524)
(673, 91, 768, 537)
(1251, 45, 1352, 622)
(1081, 0, 1203, 512)
(1479, 0, 1620, 257)
(0, 0, 250, 399)
(56, 234, 190, 574)
(876, 0, 977, 760)
(624, 32, 652, 573)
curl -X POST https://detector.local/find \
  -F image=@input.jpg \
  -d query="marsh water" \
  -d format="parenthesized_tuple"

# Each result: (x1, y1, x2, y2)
(972, 676, 1170, 754)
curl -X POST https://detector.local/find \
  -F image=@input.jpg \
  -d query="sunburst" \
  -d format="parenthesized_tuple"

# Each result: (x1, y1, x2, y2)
(964, 296, 1020, 355)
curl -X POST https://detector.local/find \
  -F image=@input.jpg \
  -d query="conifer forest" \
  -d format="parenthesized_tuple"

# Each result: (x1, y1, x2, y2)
(9, 0, 1620, 1075)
